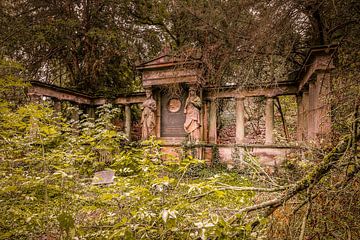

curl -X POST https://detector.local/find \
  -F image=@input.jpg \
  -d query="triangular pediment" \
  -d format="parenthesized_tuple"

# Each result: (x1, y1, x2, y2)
(136, 53, 184, 70)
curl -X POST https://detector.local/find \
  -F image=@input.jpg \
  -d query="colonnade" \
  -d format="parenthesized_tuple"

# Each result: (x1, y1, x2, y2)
(31, 83, 331, 146)
(30, 94, 134, 140)
(206, 96, 276, 145)
(297, 72, 331, 142)
(28, 43, 335, 147)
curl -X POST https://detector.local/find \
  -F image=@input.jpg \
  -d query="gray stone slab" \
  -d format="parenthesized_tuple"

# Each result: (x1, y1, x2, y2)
(92, 170, 115, 185)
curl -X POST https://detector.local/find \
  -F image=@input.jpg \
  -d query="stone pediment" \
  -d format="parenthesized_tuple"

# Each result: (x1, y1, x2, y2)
(136, 54, 177, 69)
(137, 53, 201, 87)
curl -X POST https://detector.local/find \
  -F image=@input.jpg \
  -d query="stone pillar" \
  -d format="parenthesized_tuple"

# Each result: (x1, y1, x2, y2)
(208, 99, 217, 143)
(302, 91, 309, 140)
(265, 97, 274, 145)
(52, 99, 62, 124)
(202, 101, 209, 143)
(53, 99, 62, 114)
(296, 94, 303, 141)
(235, 97, 245, 144)
(86, 106, 96, 119)
(124, 104, 131, 140)
(316, 72, 331, 138)
(70, 103, 80, 134)
(29, 94, 41, 103)
(155, 90, 161, 138)
(70, 104, 79, 122)
(308, 81, 317, 140)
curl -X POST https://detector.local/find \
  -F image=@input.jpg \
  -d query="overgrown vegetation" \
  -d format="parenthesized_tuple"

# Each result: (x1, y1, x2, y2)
(0, 100, 258, 239)
(1, 93, 357, 239)
(1, 0, 359, 239)
(0, 71, 260, 238)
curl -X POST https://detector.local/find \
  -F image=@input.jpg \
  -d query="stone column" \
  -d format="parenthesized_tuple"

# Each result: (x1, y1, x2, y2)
(53, 99, 62, 113)
(52, 99, 62, 124)
(208, 99, 217, 143)
(86, 106, 96, 119)
(302, 91, 309, 141)
(265, 97, 274, 145)
(70, 104, 79, 122)
(308, 81, 317, 140)
(202, 101, 209, 143)
(124, 104, 131, 140)
(296, 94, 303, 141)
(235, 97, 245, 144)
(155, 90, 161, 138)
(316, 72, 331, 137)
(52, 98, 61, 119)
(29, 94, 41, 103)
(70, 103, 80, 134)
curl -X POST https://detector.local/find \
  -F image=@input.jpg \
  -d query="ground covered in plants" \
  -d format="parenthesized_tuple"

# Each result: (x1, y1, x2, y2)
(1, 102, 272, 239)
(1, 101, 359, 240)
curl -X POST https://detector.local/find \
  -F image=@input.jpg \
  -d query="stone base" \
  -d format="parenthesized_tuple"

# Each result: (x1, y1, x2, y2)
(217, 145, 296, 167)
(158, 143, 298, 169)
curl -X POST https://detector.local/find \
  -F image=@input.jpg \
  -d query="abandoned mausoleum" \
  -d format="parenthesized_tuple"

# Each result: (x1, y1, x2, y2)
(28, 45, 337, 168)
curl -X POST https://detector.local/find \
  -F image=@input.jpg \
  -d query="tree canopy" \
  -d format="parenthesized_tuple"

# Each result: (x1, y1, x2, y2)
(1, 0, 359, 94)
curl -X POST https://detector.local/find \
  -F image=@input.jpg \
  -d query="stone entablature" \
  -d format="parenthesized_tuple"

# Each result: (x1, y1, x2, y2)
(204, 82, 298, 99)
(142, 68, 200, 87)
(297, 45, 336, 92)
(28, 80, 146, 106)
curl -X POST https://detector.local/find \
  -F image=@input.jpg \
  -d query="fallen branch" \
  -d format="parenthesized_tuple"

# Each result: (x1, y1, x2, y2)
(292, 193, 318, 215)
(219, 186, 290, 192)
(227, 131, 359, 225)
(188, 185, 290, 202)
(298, 200, 311, 240)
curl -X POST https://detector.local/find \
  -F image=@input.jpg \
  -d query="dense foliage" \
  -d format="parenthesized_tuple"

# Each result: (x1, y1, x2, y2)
(1, 0, 359, 92)
(0, 0, 359, 239)
(0, 106, 259, 239)
(0, 79, 260, 239)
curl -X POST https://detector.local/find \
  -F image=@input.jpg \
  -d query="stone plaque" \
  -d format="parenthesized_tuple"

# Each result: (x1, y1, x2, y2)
(167, 98, 181, 113)
(161, 93, 186, 137)
(92, 170, 115, 185)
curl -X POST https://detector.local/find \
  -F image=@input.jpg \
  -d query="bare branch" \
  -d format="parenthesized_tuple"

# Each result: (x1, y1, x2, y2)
(226, 131, 359, 225)
(188, 185, 290, 202)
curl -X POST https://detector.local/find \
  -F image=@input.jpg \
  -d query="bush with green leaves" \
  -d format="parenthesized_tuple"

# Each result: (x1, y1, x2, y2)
(0, 98, 258, 239)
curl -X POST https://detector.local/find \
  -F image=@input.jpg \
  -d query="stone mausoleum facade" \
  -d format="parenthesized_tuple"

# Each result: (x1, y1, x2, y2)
(28, 45, 337, 168)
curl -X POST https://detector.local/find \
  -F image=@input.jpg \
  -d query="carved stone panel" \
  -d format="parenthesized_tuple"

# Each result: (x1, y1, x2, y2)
(167, 98, 182, 113)
(160, 93, 187, 137)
